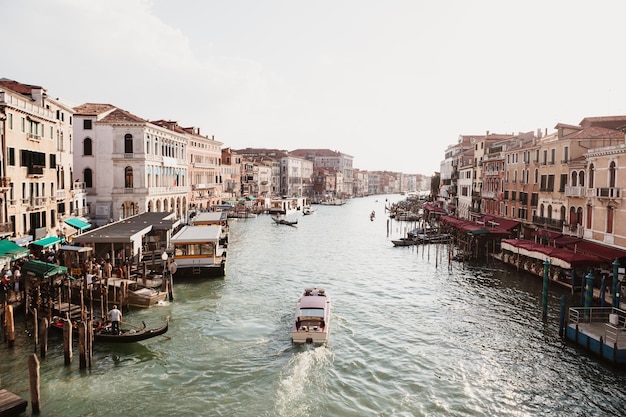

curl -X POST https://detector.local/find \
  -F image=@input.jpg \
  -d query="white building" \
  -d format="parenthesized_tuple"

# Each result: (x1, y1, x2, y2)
(73, 103, 190, 226)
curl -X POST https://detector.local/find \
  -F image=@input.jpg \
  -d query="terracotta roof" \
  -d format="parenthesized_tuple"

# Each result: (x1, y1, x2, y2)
(151, 120, 186, 133)
(560, 126, 624, 141)
(99, 108, 146, 123)
(73, 103, 117, 116)
(579, 115, 626, 130)
(290, 149, 342, 158)
(0, 78, 43, 97)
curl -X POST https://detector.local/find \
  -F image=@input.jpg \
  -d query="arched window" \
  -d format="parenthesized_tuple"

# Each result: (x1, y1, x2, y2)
(125, 166, 133, 188)
(579, 171, 585, 187)
(83, 138, 93, 156)
(534, 168, 539, 184)
(540, 203, 545, 218)
(589, 164, 595, 188)
(609, 161, 616, 188)
(547, 204, 553, 220)
(586, 204, 593, 229)
(84, 168, 93, 188)
(569, 206, 577, 226)
(571, 172, 577, 187)
(124, 133, 133, 153)
(607, 206, 614, 234)
(560, 206, 566, 221)
(577, 207, 583, 225)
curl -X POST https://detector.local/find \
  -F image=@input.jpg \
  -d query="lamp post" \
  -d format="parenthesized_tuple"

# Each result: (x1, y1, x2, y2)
(161, 251, 169, 294)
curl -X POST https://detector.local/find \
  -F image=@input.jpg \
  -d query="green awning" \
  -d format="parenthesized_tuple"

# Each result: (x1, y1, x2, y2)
(31, 236, 61, 248)
(0, 240, 30, 261)
(63, 217, 91, 231)
(22, 260, 68, 278)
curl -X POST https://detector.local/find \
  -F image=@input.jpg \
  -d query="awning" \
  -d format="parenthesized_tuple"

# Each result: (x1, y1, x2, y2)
(31, 236, 61, 248)
(21, 260, 68, 278)
(479, 216, 520, 231)
(59, 245, 93, 253)
(562, 240, 626, 263)
(0, 240, 30, 261)
(63, 217, 91, 231)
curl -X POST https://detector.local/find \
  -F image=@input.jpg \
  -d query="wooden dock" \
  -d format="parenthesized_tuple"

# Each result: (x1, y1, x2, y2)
(0, 389, 27, 416)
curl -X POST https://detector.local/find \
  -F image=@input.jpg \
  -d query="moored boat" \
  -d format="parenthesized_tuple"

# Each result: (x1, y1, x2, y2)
(170, 225, 227, 278)
(291, 287, 330, 345)
(94, 317, 169, 343)
(391, 237, 418, 247)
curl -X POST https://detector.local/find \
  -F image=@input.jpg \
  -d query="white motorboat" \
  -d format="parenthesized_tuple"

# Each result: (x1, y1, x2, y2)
(291, 287, 331, 345)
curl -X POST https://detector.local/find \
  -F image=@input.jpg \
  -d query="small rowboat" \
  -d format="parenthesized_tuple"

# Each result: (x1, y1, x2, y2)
(94, 317, 169, 343)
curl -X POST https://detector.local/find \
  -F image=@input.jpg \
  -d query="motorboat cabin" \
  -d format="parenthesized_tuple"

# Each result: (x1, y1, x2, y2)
(292, 287, 330, 345)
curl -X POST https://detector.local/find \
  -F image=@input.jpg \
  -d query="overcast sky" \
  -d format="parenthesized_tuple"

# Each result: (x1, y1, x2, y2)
(3, 0, 626, 175)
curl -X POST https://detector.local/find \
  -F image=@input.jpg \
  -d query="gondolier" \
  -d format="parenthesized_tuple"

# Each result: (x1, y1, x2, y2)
(108, 305, 122, 335)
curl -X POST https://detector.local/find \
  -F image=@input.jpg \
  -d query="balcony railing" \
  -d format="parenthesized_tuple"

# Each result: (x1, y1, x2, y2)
(565, 186, 585, 198)
(594, 187, 620, 199)
(481, 191, 496, 199)
(532, 216, 564, 229)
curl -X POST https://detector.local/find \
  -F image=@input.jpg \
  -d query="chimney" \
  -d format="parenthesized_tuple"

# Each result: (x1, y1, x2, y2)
(31, 87, 46, 106)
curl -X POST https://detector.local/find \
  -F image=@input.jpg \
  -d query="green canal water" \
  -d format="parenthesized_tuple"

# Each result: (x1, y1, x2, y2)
(1, 194, 626, 416)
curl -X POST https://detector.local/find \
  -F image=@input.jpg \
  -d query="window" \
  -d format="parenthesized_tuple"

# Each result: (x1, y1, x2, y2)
(7, 113, 12, 130)
(559, 174, 567, 192)
(50, 154, 56, 169)
(586, 205, 592, 229)
(563, 146, 569, 163)
(547, 175, 555, 191)
(550, 149, 555, 164)
(125, 166, 133, 188)
(83, 138, 93, 156)
(7, 148, 15, 166)
(84, 168, 93, 188)
(589, 164, 595, 188)
(609, 161, 616, 188)
(579, 171, 585, 187)
(571, 172, 577, 187)
(607, 206, 614, 234)
(83, 119, 92, 130)
(124, 134, 133, 153)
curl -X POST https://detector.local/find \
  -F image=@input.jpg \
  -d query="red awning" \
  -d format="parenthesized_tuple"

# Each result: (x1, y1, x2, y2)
(562, 240, 626, 263)
(479, 215, 520, 231)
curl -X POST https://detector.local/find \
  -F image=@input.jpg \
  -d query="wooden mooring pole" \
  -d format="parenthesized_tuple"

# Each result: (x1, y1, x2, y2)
(39, 318, 48, 358)
(63, 319, 72, 365)
(5, 304, 15, 347)
(28, 353, 41, 414)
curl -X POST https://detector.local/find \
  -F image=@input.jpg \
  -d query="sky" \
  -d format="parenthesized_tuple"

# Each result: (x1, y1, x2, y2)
(3, 0, 626, 176)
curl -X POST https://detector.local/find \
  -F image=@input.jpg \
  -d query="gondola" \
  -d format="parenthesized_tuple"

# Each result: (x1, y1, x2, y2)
(271, 216, 298, 226)
(93, 317, 169, 343)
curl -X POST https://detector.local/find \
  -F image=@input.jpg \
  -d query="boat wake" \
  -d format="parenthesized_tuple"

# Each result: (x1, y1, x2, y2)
(273, 347, 333, 417)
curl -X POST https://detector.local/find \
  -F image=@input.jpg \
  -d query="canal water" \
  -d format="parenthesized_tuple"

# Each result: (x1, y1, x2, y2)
(2, 194, 626, 416)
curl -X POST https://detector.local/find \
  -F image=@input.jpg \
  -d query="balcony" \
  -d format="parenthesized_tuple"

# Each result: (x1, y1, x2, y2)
(0, 222, 13, 234)
(27, 165, 44, 177)
(0, 177, 10, 191)
(481, 191, 496, 199)
(56, 189, 67, 201)
(594, 187, 620, 199)
(27, 132, 41, 142)
(532, 216, 564, 229)
(565, 186, 585, 198)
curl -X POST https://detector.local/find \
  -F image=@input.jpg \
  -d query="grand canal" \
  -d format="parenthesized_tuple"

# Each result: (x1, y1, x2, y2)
(2, 194, 626, 416)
